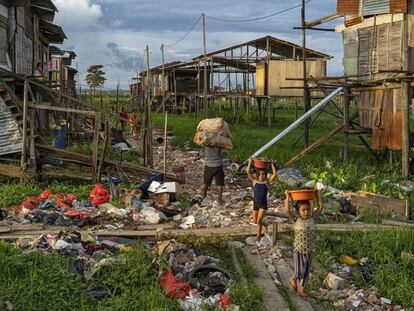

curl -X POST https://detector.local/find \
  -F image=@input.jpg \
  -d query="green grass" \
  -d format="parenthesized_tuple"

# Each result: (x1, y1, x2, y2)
(0, 233, 267, 311)
(316, 228, 414, 308)
(151, 108, 414, 215)
(0, 241, 180, 311)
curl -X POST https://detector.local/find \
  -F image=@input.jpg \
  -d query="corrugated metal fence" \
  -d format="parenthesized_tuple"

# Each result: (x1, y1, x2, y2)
(362, 0, 390, 16)
(0, 100, 22, 156)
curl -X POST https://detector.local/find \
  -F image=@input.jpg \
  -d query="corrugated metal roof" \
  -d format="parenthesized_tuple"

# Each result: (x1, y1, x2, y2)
(0, 101, 22, 156)
(337, 0, 361, 15)
(362, 0, 390, 16)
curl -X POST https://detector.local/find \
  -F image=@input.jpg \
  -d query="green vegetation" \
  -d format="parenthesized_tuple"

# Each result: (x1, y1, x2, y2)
(0, 240, 180, 311)
(316, 228, 414, 308)
(0, 235, 266, 311)
(151, 107, 414, 214)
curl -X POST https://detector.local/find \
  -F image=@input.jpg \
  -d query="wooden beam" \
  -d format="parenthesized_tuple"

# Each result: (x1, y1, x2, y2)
(304, 13, 340, 28)
(35, 144, 182, 182)
(27, 103, 96, 115)
(286, 124, 345, 165)
(0, 223, 402, 240)
(0, 164, 21, 178)
(352, 191, 410, 219)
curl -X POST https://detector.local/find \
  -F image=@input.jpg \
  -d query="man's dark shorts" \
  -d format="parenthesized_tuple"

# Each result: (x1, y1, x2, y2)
(204, 165, 224, 186)
(253, 201, 268, 211)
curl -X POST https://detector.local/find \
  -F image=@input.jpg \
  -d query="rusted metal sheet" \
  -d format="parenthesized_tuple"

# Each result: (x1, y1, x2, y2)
(0, 101, 22, 156)
(390, 0, 407, 13)
(362, 0, 390, 17)
(337, 0, 360, 15)
(361, 88, 403, 150)
(344, 16, 363, 28)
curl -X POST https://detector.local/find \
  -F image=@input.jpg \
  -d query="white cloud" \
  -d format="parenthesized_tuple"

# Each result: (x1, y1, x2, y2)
(52, 0, 102, 29)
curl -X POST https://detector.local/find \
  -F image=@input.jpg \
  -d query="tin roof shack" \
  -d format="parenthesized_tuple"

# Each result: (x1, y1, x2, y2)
(334, 0, 414, 176)
(49, 46, 77, 95)
(140, 61, 210, 96)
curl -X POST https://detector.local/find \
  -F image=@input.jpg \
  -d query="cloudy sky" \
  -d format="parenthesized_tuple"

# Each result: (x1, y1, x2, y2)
(52, 0, 344, 90)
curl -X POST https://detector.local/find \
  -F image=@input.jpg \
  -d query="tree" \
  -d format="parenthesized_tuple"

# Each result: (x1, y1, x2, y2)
(86, 65, 106, 96)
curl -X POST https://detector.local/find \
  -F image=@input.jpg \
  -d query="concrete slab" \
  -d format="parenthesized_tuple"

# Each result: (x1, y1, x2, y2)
(242, 246, 289, 311)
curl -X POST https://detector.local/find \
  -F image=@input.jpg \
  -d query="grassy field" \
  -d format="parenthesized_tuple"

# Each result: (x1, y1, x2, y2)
(0, 235, 266, 311)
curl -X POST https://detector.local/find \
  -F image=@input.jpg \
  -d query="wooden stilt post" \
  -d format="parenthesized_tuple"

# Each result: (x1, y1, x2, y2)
(343, 87, 350, 161)
(92, 112, 100, 183)
(301, 0, 310, 148)
(97, 121, 109, 182)
(163, 112, 168, 182)
(267, 98, 271, 129)
(202, 13, 208, 118)
(402, 81, 410, 177)
(21, 80, 29, 173)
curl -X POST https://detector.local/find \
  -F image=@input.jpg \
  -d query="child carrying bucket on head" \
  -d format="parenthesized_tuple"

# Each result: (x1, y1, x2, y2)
(247, 158, 278, 247)
(284, 189, 323, 300)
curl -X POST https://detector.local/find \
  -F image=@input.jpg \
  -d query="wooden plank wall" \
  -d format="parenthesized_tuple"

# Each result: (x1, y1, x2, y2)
(257, 60, 326, 97)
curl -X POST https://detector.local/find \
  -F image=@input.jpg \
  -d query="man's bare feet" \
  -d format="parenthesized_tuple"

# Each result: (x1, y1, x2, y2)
(299, 287, 310, 300)
(289, 278, 297, 293)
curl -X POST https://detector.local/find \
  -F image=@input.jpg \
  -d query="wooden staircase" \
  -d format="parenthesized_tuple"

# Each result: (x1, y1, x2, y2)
(0, 82, 24, 132)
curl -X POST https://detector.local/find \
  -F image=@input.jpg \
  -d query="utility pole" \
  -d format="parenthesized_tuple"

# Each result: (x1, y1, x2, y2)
(301, 0, 310, 148)
(161, 44, 165, 95)
(161, 43, 166, 113)
(202, 13, 208, 118)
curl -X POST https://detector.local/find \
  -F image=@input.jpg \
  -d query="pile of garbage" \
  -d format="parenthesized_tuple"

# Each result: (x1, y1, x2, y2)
(320, 258, 403, 311)
(155, 240, 239, 311)
(1, 177, 185, 229)
(253, 238, 405, 311)
(14, 229, 137, 299)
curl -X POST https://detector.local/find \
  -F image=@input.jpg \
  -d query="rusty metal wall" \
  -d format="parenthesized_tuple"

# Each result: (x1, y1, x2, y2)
(337, 0, 361, 15)
(359, 87, 403, 150)
(362, 0, 390, 16)
(390, 0, 407, 13)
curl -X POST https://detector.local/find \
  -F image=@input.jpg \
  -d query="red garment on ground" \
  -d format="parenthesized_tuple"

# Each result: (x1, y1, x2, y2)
(39, 190, 51, 200)
(66, 211, 91, 219)
(159, 269, 192, 299)
(219, 293, 232, 309)
(89, 184, 110, 206)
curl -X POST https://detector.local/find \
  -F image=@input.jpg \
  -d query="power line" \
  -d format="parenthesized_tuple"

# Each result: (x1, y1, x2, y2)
(164, 14, 202, 47)
(205, 0, 311, 23)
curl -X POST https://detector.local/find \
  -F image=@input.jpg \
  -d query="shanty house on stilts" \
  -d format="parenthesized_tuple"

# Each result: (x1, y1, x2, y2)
(138, 35, 331, 127)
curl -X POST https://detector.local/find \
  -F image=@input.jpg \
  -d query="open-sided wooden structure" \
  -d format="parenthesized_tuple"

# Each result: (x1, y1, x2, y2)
(137, 35, 331, 127)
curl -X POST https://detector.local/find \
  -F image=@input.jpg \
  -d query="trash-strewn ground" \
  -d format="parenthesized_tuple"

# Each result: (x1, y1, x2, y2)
(1, 117, 414, 310)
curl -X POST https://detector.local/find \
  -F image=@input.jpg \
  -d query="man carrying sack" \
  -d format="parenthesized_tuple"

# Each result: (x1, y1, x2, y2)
(194, 118, 232, 205)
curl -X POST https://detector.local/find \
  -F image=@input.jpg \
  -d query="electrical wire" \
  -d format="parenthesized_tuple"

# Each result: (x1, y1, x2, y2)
(164, 14, 202, 47)
(205, 0, 311, 23)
